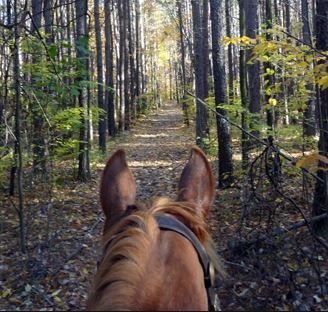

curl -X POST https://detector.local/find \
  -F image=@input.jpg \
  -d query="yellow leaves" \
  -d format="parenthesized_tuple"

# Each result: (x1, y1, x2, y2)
(268, 98, 277, 106)
(318, 75, 328, 90)
(266, 68, 275, 75)
(296, 153, 328, 173)
(223, 36, 256, 45)
(223, 36, 239, 45)
(298, 61, 308, 68)
(287, 261, 298, 272)
(1, 288, 12, 298)
(223, 36, 231, 45)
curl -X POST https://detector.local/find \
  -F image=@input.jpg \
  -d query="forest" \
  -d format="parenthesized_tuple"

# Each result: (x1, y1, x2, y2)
(0, 0, 328, 310)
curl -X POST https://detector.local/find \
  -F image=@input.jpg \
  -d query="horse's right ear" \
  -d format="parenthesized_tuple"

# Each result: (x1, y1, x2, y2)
(100, 150, 136, 226)
(177, 147, 215, 218)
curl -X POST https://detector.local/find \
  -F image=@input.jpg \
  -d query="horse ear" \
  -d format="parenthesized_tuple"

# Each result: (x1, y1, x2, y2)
(100, 149, 136, 225)
(177, 147, 215, 217)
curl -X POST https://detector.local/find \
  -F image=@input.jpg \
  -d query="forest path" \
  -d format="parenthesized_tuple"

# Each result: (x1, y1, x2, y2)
(112, 101, 194, 199)
(1, 101, 198, 311)
(79, 101, 197, 307)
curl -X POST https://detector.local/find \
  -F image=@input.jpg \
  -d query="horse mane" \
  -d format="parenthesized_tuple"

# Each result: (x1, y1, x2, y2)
(87, 197, 226, 311)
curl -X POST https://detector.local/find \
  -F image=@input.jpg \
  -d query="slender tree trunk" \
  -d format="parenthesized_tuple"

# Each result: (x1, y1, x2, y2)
(127, 0, 136, 120)
(135, 0, 141, 114)
(14, 0, 26, 253)
(124, 0, 130, 130)
(32, 0, 46, 173)
(265, 0, 274, 130)
(202, 0, 209, 99)
(94, 0, 106, 154)
(239, 0, 249, 167)
(75, 0, 90, 181)
(105, 0, 116, 136)
(225, 0, 234, 105)
(118, 0, 125, 131)
(312, 0, 328, 236)
(43, 0, 53, 44)
(210, 0, 233, 187)
(302, 0, 316, 136)
(246, 0, 261, 143)
(177, 0, 189, 125)
(191, 0, 208, 149)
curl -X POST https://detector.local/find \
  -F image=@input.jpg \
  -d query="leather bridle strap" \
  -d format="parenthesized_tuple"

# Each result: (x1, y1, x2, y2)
(155, 213, 210, 277)
(154, 213, 221, 311)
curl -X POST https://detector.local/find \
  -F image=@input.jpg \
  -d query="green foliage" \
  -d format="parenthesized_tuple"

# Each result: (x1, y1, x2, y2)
(52, 138, 81, 161)
(224, 25, 328, 123)
(54, 107, 82, 133)
(0, 148, 14, 188)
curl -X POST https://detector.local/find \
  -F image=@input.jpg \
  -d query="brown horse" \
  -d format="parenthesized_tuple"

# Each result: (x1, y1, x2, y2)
(87, 147, 225, 311)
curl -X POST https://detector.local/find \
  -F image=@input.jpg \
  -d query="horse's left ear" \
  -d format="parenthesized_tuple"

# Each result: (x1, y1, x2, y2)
(177, 147, 215, 217)
(100, 150, 136, 226)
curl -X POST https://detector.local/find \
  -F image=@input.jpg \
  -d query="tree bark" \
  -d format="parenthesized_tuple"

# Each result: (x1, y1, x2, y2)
(105, 0, 116, 136)
(312, 0, 328, 237)
(302, 0, 316, 136)
(225, 0, 234, 105)
(239, 0, 249, 167)
(210, 0, 233, 187)
(14, 0, 26, 253)
(32, 0, 46, 173)
(177, 0, 189, 125)
(246, 0, 261, 142)
(191, 0, 208, 149)
(75, 0, 90, 181)
(202, 0, 209, 98)
(265, 0, 274, 130)
(94, 0, 106, 154)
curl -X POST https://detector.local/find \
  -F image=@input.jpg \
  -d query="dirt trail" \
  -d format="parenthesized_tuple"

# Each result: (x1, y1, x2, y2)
(112, 101, 194, 199)
(75, 101, 197, 309)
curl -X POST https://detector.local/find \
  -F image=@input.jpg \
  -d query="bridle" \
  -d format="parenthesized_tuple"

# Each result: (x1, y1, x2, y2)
(155, 213, 222, 311)
(97, 210, 222, 311)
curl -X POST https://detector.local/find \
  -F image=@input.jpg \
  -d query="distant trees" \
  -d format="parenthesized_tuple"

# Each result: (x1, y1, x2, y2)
(1, 0, 328, 249)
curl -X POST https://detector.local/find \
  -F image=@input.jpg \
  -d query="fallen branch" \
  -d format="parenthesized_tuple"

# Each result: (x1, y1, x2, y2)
(229, 213, 328, 251)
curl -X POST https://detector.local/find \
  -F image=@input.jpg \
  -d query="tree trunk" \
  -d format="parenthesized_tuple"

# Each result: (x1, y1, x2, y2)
(94, 0, 106, 154)
(246, 0, 261, 142)
(302, 0, 316, 136)
(312, 0, 328, 237)
(239, 0, 249, 167)
(210, 0, 233, 187)
(118, 0, 125, 131)
(14, 0, 26, 253)
(124, 0, 130, 130)
(105, 0, 116, 136)
(225, 0, 234, 105)
(202, 0, 209, 99)
(265, 0, 274, 130)
(135, 0, 141, 114)
(191, 0, 208, 149)
(32, 0, 46, 173)
(75, 0, 90, 181)
(43, 0, 53, 44)
(177, 0, 189, 125)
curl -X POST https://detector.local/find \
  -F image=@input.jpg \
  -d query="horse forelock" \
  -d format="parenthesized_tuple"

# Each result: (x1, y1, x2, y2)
(87, 197, 225, 310)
